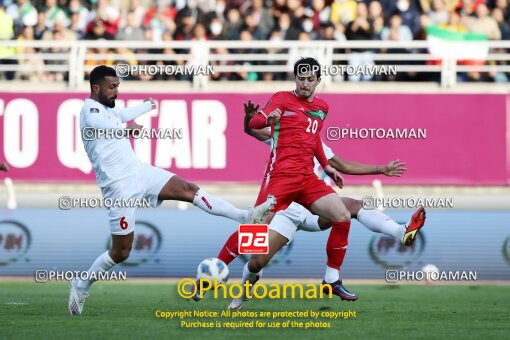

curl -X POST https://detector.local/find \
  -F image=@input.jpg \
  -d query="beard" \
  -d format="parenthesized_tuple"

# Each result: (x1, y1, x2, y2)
(98, 91, 116, 108)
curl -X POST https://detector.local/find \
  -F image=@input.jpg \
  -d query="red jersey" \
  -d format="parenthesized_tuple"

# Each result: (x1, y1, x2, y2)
(253, 90, 329, 177)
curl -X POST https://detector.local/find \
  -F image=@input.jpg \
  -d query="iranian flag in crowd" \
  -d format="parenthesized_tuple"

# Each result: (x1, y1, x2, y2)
(426, 26, 489, 60)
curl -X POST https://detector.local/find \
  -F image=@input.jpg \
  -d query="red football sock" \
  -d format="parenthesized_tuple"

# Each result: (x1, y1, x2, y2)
(326, 221, 351, 270)
(217, 231, 239, 265)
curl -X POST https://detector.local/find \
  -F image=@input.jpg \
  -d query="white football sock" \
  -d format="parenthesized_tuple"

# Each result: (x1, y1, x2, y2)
(76, 251, 116, 292)
(242, 263, 262, 299)
(324, 266, 339, 283)
(193, 189, 248, 223)
(357, 208, 405, 240)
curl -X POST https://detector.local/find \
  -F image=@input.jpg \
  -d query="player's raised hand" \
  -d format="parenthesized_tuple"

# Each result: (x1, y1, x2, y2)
(324, 165, 344, 188)
(144, 97, 157, 111)
(243, 100, 259, 116)
(0, 162, 9, 172)
(383, 159, 407, 177)
(266, 108, 282, 125)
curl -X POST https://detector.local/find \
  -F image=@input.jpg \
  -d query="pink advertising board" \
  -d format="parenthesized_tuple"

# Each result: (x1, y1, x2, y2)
(0, 92, 507, 185)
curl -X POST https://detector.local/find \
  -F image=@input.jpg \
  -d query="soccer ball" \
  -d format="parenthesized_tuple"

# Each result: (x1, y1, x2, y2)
(196, 258, 229, 286)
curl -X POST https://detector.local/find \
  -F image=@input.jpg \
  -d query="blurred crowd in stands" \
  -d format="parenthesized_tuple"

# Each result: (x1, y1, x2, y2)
(0, 0, 508, 82)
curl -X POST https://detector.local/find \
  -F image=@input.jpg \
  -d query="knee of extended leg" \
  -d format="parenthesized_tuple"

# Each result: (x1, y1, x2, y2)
(338, 211, 351, 223)
(249, 257, 267, 273)
(110, 247, 131, 263)
(185, 182, 200, 194)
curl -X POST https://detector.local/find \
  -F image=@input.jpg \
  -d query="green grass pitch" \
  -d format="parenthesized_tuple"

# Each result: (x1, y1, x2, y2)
(1, 281, 509, 339)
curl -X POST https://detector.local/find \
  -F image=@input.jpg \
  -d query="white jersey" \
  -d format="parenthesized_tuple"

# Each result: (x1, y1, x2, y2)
(80, 98, 152, 188)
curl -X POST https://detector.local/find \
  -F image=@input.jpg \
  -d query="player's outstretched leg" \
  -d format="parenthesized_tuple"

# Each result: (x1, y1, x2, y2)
(68, 233, 133, 315)
(402, 207, 426, 246)
(228, 230, 288, 310)
(158, 176, 275, 223)
(302, 197, 408, 242)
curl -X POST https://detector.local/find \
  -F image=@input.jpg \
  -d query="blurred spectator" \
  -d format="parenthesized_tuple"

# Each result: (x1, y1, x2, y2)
(288, 0, 306, 22)
(333, 22, 347, 40)
(381, 14, 413, 41)
(44, 0, 69, 29)
(330, 0, 357, 25)
(369, 1, 384, 38)
(116, 10, 145, 40)
(465, 3, 501, 39)
(209, 0, 226, 22)
(420, 0, 458, 12)
(415, 13, 431, 39)
(84, 19, 114, 40)
(272, 0, 289, 21)
(175, 6, 202, 40)
(232, 30, 258, 81)
(301, 15, 319, 39)
(243, 12, 266, 40)
(346, 2, 376, 81)
(396, 0, 421, 37)
(288, 31, 324, 68)
(124, 0, 147, 27)
(34, 11, 47, 39)
(493, 0, 509, 21)
(428, 0, 450, 25)
(223, 7, 242, 40)
(208, 16, 224, 39)
(459, 0, 476, 16)
(44, 30, 68, 82)
(87, 0, 120, 37)
(9, 0, 38, 29)
(0, 1, 16, 80)
(440, 10, 467, 32)
(42, 20, 77, 40)
(491, 7, 510, 40)
(249, 0, 274, 37)
(66, 0, 89, 34)
(311, 0, 332, 30)
(17, 26, 44, 81)
(277, 12, 301, 40)
(346, 2, 375, 41)
(142, 0, 176, 28)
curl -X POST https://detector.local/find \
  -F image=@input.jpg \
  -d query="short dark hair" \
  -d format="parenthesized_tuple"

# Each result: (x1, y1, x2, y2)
(293, 57, 321, 79)
(89, 65, 117, 90)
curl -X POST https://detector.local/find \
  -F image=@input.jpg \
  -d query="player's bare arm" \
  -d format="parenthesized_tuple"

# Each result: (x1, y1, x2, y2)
(243, 100, 270, 141)
(329, 157, 408, 177)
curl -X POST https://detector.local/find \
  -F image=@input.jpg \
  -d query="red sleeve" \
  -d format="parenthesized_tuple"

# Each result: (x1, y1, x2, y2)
(259, 92, 285, 120)
(314, 136, 329, 168)
(248, 113, 268, 129)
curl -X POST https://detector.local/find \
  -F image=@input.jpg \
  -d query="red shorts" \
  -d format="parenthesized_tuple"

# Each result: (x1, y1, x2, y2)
(255, 174, 335, 212)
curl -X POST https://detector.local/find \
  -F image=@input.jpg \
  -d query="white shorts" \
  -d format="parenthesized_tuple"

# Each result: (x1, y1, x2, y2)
(101, 163, 174, 235)
(269, 202, 321, 242)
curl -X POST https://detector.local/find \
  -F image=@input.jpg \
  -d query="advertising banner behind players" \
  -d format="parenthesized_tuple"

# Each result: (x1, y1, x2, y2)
(0, 93, 507, 185)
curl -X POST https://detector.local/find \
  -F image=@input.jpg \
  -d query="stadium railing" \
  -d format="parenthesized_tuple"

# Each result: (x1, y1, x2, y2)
(0, 39, 509, 88)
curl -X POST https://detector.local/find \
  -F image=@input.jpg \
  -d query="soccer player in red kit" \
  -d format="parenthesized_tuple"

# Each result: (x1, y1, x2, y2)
(228, 57, 355, 309)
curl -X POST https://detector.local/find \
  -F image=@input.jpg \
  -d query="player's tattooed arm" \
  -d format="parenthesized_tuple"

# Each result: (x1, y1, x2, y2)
(0, 162, 8, 172)
(243, 100, 271, 141)
(329, 156, 407, 177)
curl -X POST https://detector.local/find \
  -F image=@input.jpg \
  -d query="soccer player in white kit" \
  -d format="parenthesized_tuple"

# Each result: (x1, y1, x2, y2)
(68, 66, 274, 315)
